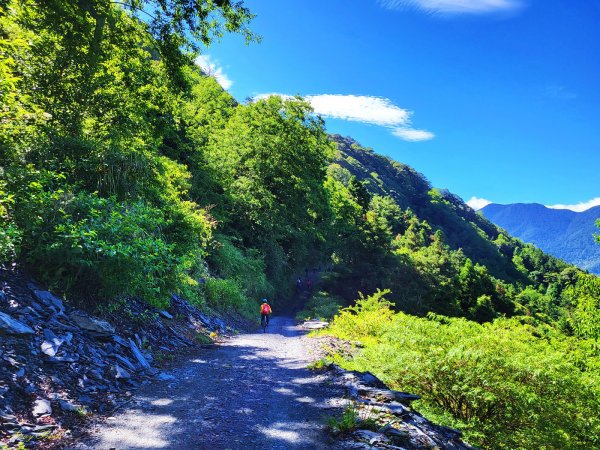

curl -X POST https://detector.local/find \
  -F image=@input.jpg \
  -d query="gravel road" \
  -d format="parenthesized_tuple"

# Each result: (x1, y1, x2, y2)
(71, 317, 347, 449)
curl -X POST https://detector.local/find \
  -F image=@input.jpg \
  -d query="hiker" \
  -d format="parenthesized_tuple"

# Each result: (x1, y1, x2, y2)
(260, 299, 272, 326)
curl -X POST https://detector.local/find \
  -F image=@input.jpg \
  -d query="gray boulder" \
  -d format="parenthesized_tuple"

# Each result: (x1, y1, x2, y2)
(32, 399, 52, 417)
(69, 311, 115, 335)
(0, 312, 35, 335)
(33, 290, 65, 313)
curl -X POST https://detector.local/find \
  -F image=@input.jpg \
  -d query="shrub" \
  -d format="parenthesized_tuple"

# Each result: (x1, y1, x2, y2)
(7, 168, 213, 307)
(208, 235, 273, 300)
(296, 291, 343, 321)
(0, 179, 21, 264)
(203, 278, 255, 320)
(325, 291, 600, 449)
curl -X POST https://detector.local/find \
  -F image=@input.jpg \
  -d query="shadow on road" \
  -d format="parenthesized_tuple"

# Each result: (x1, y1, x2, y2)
(73, 317, 346, 450)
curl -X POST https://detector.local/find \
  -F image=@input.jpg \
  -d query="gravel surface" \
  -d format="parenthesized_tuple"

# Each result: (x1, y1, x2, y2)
(71, 317, 347, 449)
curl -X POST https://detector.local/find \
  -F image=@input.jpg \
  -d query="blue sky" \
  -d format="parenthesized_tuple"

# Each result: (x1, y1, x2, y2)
(196, 0, 600, 211)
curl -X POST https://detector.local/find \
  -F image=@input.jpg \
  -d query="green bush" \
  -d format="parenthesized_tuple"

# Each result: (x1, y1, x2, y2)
(208, 236, 273, 300)
(203, 278, 256, 320)
(0, 179, 21, 264)
(7, 168, 212, 307)
(324, 291, 600, 449)
(296, 291, 343, 321)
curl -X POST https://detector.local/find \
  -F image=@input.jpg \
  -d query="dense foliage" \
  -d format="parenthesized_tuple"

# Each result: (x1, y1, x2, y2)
(321, 291, 600, 449)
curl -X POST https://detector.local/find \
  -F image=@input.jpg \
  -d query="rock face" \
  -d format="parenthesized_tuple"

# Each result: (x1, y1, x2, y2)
(0, 268, 234, 448)
(329, 365, 477, 450)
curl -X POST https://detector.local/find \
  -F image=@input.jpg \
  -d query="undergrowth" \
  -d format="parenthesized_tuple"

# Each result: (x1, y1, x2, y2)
(321, 290, 600, 450)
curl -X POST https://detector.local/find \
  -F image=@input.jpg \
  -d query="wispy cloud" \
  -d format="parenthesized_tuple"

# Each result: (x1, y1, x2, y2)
(194, 54, 233, 90)
(392, 128, 435, 142)
(543, 84, 577, 100)
(255, 93, 434, 142)
(467, 196, 492, 210)
(546, 197, 600, 213)
(379, 0, 523, 15)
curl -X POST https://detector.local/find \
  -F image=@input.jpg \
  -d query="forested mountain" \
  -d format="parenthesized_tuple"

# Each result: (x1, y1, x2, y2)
(481, 203, 600, 274)
(1, 2, 599, 448)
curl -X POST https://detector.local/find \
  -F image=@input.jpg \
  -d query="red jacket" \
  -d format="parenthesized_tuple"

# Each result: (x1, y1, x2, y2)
(261, 303, 272, 314)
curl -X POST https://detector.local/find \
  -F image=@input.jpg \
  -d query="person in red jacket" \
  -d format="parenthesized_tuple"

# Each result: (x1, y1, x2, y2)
(260, 299, 272, 327)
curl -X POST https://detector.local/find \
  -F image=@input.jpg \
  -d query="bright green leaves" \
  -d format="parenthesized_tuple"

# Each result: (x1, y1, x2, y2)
(563, 273, 600, 340)
(0, 179, 21, 263)
(20, 0, 257, 87)
(5, 167, 213, 306)
(205, 95, 334, 270)
(324, 291, 600, 450)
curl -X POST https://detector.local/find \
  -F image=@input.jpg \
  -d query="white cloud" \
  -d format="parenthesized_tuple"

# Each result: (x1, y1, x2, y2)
(379, 0, 522, 14)
(467, 196, 492, 210)
(546, 197, 600, 213)
(304, 94, 410, 127)
(194, 54, 233, 90)
(392, 128, 435, 142)
(254, 93, 434, 142)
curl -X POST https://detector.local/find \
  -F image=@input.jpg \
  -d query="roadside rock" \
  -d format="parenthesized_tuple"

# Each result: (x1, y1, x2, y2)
(32, 399, 52, 417)
(113, 364, 131, 380)
(1, 268, 244, 448)
(33, 290, 65, 314)
(302, 319, 329, 330)
(355, 429, 391, 445)
(0, 312, 35, 335)
(41, 329, 65, 357)
(69, 311, 116, 336)
(327, 364, 477, 449)
(128, 338, 151, 370)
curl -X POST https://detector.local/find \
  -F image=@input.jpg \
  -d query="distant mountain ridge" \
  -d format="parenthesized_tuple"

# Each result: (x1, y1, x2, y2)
(481, 203, 600, 274)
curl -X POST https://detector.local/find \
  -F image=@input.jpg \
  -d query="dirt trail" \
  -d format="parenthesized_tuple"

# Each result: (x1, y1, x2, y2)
(72, 317, 346, 449)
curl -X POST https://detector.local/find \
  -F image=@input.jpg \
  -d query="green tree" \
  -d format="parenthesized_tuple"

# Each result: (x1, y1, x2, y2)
(20, 0, 257, 85)
(206, 95, 335, 280)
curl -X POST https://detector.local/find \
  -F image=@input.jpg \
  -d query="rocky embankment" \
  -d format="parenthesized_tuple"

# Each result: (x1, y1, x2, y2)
(303, 322, 476, 450)
(0, 269, 237, 448)
(329, 366, 476, 449)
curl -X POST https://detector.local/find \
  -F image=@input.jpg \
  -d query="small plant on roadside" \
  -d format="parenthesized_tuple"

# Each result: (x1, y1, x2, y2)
(327, 404, 360, 435)
(327, 402, 380, 436)
(1, 443, 25, 450)
(154, 350, 176, 364)
(307, 357, 331, 370)
(195, 333, 213, 345)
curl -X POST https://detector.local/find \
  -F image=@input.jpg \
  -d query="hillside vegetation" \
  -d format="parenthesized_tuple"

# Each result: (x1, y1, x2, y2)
(1, 2, 599, 449)
(481, 203, 600, 274)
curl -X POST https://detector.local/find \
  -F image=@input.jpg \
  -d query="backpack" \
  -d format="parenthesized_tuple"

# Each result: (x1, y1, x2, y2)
(261, 303, 271, 314)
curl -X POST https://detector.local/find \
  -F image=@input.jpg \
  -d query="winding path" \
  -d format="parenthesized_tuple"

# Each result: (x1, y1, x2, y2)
(73, 317, 346, 449)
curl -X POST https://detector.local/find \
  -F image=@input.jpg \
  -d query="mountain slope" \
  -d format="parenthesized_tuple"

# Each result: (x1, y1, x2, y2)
(331, 134, 526, 282)
(481, 203, 600, 274)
